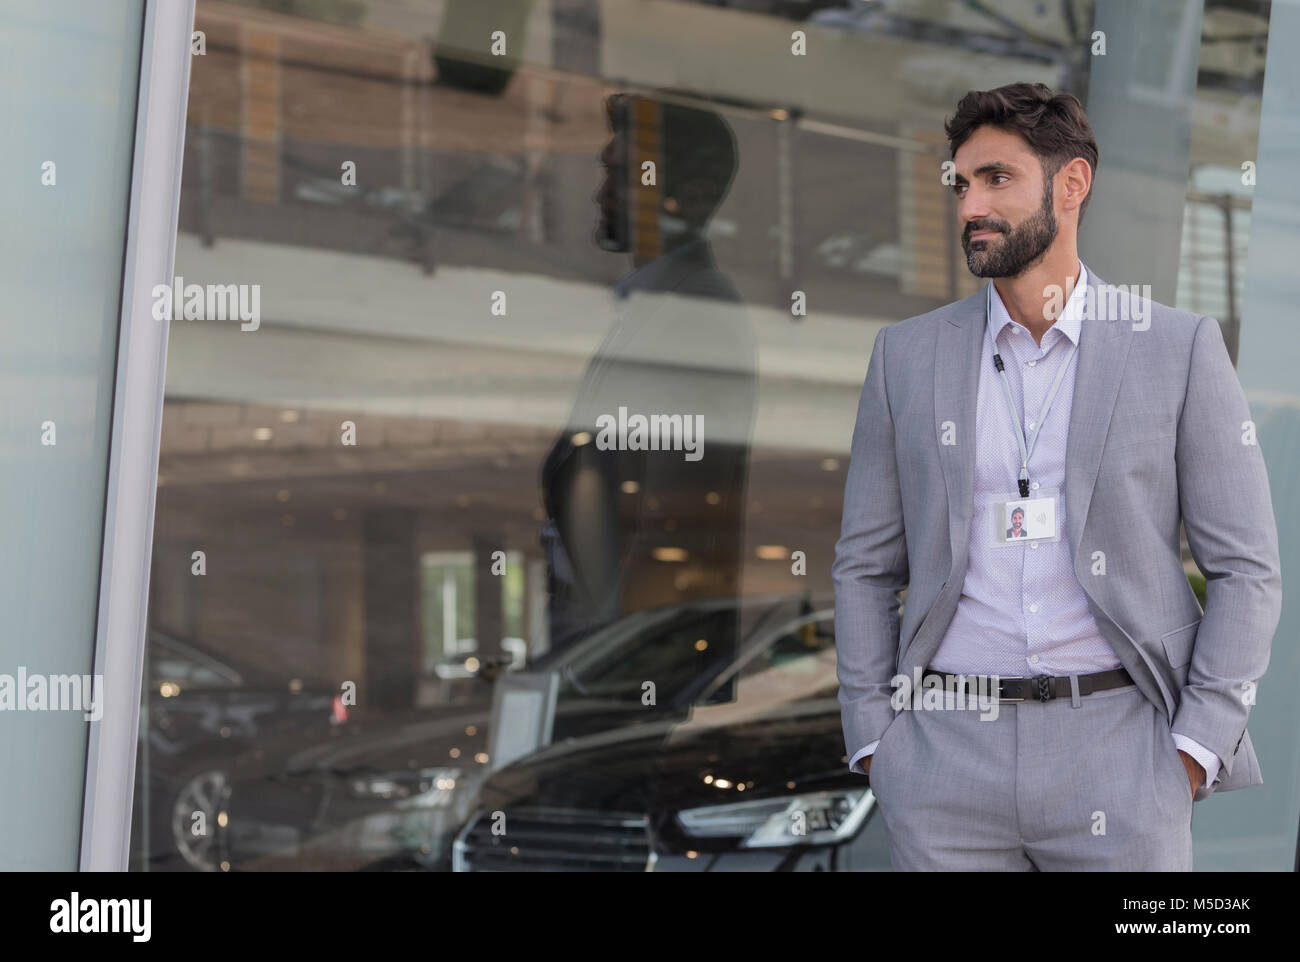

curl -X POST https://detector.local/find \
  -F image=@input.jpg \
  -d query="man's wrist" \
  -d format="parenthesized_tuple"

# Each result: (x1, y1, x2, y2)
(849, 741, 878, 774)
(1172, 733, 1221, 788)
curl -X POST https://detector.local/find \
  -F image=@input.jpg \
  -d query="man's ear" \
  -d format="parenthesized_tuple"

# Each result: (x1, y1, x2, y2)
(1059, 157, 1092, 215)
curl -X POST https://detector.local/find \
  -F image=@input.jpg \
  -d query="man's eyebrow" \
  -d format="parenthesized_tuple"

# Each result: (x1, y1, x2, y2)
(952, 161, 1022, 185)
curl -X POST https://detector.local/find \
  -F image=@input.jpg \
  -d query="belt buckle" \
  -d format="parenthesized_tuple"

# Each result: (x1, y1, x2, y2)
(998, 675, 1025, 702)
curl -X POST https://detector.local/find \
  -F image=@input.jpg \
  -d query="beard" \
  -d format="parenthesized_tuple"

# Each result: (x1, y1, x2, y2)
(962, 183, 1058, 278)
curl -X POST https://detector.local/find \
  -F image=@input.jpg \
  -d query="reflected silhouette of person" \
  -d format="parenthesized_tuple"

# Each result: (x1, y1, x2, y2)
(540, 93, 757, 661)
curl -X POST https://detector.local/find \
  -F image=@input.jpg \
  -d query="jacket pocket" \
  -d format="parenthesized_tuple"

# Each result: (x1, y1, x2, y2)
(1160, 619, 1202, 669)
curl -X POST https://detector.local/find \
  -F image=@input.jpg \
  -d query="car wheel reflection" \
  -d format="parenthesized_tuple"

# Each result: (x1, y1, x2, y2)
(170, 768, 231, 872)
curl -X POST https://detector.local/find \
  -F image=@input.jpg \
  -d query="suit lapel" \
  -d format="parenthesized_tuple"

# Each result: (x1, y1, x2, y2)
(935, 267, 1135, 575)
(935, 288, 985, 575)
(1063, 270, 1134, 559)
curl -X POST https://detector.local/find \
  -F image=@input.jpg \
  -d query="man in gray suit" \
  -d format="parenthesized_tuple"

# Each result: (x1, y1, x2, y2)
(833, 83, 1282, 870)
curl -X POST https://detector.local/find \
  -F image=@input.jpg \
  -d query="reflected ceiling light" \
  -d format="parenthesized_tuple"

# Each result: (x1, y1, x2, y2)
(474, 752, 489, 764)
(465, 725, 477, 736)
(770, 108, 789, 121)
(756, 545, 787, 560)
(686, 851, 699, 859)
(713, 778, 732, 789)
(652, 547, 688, 562)
(621, 480, 640, 494)
(571, 431, 593, 447)
(279, 410, 301, 423)
(449, 747, 461, 758)
(253, 427, 273, 441)
(821, 458, 840, 471)
(276, 489, 291, 502)
(694, 639, 708, 652)
(705, 491, 720, 505)
(159, 682, 180, 698)
(703, 774, 714, 784)
(288, 678, 303, 693)
(465, 656, 480, 672)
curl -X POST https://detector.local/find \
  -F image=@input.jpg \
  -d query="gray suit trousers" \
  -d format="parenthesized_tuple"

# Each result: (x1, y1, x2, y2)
(867, 684, 1194, 870)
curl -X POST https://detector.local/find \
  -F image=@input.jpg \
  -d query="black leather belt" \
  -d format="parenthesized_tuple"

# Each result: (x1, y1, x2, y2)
(921, 667, 1134, 703)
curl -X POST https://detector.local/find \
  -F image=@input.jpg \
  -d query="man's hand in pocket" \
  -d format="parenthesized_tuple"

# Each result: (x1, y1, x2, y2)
(1178, 750, 1205, 797)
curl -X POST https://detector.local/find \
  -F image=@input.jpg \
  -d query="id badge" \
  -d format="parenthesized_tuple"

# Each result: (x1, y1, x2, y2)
(988, 488, 1062, 546)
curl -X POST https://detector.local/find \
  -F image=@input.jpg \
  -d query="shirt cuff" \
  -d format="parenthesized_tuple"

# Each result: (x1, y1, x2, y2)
(1172, 733, 1221, 788)
(849, 741, 879, 775)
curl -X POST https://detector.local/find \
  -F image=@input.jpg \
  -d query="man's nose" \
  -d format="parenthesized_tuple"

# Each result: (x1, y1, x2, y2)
(959, 192, 991, 225)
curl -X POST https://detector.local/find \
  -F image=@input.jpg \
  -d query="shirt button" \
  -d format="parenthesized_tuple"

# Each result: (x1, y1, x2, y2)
(1030, 543, 1038, 550)
(1027, 360, 1037, 366)
(1029, 655, 1040, 665)
(1028, 421, 1036, 429)
(1029, 603, 1039, 613)
(1031, 482, 1039, 490)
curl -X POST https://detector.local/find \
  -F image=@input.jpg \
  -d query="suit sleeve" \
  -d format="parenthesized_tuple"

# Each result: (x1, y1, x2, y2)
(1170, 314, 1282, 780)
(833, 325, 909, 764)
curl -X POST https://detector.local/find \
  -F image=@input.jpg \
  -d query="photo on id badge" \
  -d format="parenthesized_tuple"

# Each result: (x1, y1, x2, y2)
(990, 491, 1061, 546)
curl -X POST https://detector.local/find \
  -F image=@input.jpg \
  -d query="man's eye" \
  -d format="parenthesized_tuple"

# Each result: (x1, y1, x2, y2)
(991, 174, 1010, 185)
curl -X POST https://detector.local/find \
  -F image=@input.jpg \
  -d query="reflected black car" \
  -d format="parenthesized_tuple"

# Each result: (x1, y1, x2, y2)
(131, 631, 346, 871)
(207, 595, 827, 871)
(452, 607, 894, 871)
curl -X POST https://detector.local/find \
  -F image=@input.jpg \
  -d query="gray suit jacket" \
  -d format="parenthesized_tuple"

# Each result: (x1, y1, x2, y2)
(832, 268, 1282, 802)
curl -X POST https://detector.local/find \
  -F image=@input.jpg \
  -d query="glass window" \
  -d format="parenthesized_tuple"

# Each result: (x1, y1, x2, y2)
(132, 0, 1298, 873)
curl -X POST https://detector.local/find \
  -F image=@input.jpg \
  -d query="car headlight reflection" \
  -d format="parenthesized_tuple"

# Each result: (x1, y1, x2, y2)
(676, 789, 873, 848)
(349, 767, 463, 808)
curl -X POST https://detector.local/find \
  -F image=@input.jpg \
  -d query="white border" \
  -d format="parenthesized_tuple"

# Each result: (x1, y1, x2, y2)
(79, 0, 196, 872)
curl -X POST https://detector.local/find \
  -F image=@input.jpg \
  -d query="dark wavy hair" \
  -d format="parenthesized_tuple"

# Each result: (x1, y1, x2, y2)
(945, 83, 1100, 221)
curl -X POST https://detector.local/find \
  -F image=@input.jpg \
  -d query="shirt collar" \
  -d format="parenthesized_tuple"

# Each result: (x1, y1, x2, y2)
(987, 260, 1088, 347)
(614, 236, 708, 299)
